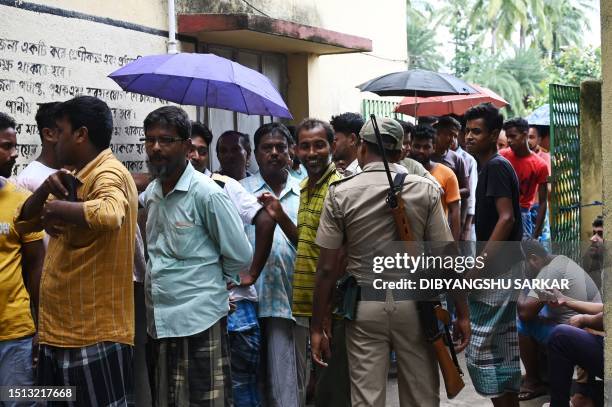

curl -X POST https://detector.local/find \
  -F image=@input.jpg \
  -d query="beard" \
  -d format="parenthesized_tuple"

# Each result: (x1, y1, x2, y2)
(147, 160, 171, 179)
(0, 160, 15, 178)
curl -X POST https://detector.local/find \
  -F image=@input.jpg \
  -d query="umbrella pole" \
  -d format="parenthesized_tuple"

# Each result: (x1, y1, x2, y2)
(414, 90, 418, 124)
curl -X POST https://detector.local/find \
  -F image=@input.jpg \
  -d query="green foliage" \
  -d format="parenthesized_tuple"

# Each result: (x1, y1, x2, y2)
(440, 0, 486, 76)
(406, 3, 445, 70)
(403, 0, 600, 116)
(528, 46, 601, 109)
(464, 49, 545, 116)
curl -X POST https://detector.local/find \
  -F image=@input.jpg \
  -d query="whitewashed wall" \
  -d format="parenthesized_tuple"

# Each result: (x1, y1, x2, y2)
(0, 4, 195, 176)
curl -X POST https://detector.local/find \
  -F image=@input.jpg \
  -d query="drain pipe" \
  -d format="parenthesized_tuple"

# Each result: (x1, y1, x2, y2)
(167, 0, 178, 54)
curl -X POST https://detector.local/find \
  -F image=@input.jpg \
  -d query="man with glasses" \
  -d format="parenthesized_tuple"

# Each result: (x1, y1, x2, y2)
(139, 106, 253, 406)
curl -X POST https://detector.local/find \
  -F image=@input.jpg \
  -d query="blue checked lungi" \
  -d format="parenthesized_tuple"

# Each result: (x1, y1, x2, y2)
(228, 300, 261, 407)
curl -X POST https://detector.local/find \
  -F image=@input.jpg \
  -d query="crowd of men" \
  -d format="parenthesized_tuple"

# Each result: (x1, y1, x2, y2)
(0, 95, 605, 407)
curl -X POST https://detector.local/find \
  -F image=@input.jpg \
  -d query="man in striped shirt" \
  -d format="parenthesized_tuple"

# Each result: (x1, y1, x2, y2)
(16, 96, 138, 406)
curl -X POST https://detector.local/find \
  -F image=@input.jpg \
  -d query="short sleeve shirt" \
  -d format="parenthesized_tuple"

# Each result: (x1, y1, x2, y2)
(0, 179, 43, 341)
(13, 160, 56, 192)
(527, 255, 601, 324)
(475, 154, 523, 242)
(241, 172, 300, 320)
(499, 148, 549, 208)
(292, 163, 341, 317)
(316, 162, 452, 285)
(432, 149, 469, 193)
(430, 163, 460, 215)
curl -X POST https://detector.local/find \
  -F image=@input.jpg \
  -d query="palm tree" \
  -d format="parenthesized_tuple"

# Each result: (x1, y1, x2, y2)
(535, 0, 591, 59)
(406, 2, 444, 70)
(464, 49, 545, 116)
(466, 0, 590, 55)
(406, 22, 445, 70)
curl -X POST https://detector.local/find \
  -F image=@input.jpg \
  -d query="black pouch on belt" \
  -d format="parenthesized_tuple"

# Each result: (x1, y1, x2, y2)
(333, 274, 360, 320)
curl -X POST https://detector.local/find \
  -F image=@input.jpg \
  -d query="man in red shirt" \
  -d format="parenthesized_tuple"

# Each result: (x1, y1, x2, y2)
(527, 125, 551, 241)
(500, 118, 549, 239)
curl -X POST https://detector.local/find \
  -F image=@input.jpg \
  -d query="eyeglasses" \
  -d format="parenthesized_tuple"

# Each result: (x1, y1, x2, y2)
(140, 136, 185, 146)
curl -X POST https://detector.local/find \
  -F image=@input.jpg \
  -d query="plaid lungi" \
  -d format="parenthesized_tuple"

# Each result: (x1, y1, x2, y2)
(466, 262, 523, 397)
(151, 317, 232, 407)
(37, 342, 134, 407)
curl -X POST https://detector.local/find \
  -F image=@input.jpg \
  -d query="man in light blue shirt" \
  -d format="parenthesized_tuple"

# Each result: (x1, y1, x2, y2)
(241, 123, 300, 406)
(140, 106, 252, 406)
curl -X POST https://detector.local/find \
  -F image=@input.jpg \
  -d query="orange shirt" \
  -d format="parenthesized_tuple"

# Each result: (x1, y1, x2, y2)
(17, 149, 138, 347)
(429, 163, 460, 215)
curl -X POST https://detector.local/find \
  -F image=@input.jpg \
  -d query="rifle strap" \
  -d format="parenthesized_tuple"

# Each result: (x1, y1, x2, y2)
(393, 173, 408, 194)
(392, 172, 462, 376)
(443, 322, 464, 375)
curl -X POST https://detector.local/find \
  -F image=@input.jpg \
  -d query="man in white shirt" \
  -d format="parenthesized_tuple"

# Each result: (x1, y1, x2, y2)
(451, 130, 477, 240)
(330, 112, 364, 176)
(14, 102, 60, 192)
(188, 121, 213, 176)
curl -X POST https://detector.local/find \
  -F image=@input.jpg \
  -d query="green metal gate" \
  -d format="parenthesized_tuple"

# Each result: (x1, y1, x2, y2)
(361, 99, 410, 121)
(549, 84, 581, 246)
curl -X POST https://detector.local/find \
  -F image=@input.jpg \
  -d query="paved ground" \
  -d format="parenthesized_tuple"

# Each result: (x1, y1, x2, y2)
(385, 354, 549, 407)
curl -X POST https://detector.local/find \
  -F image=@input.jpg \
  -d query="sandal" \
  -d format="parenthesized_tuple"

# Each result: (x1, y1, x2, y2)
(518, 385, 548, 401)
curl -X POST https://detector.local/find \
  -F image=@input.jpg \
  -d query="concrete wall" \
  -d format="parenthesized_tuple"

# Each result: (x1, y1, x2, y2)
(600, 0, 612, 402)
(580, 81, 603, 240)
(1, 1, 196, 175)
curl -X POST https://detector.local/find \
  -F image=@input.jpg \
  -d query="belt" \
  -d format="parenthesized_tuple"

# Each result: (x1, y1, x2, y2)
(359, 286, 414, 302)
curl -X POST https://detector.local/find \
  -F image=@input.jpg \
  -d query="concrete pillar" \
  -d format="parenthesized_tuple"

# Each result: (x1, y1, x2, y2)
(287, 53, 311, 124)
(600, 1, 612, 403)
(580, 80, 603, 240)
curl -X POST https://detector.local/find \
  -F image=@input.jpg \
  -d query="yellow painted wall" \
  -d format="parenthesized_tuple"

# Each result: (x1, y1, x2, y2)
(599, 0, 612, 393)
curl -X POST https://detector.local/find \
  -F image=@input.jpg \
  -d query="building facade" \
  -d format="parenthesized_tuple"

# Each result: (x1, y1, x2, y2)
(1, 0, 407, 173)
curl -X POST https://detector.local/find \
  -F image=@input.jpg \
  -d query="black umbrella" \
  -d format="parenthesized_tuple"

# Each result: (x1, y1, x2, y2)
(357, 69, 477, 97)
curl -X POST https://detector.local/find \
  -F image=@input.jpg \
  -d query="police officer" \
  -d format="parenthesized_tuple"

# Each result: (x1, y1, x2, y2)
(310, 117, 471, 407)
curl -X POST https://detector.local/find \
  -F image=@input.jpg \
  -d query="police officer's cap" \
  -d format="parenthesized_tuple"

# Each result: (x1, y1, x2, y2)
(359, 116, 404, 151)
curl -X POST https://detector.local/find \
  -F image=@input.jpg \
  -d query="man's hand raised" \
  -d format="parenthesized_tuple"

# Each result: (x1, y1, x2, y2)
(42, 169, 77, 200)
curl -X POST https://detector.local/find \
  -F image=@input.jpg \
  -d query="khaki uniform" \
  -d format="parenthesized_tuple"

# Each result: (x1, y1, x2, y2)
(316, 161, 453, 407)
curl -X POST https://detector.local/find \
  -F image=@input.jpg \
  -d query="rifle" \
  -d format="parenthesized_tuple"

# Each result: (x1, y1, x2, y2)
(369, 115, 465, 399)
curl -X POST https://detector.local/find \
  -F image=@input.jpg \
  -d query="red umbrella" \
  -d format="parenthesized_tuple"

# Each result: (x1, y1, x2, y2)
(394, 84, 508, 117)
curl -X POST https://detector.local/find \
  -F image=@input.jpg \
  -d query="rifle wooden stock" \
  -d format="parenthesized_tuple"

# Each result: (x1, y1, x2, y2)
(369, 114, 464, 399)
(432, 336, 465, 399)
(391, 193, 465, 399)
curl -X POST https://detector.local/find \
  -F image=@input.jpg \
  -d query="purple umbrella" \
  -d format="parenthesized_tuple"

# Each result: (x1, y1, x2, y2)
(108, 53, 292, 118)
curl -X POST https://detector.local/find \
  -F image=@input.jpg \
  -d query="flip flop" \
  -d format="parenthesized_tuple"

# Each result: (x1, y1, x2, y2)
(518, 385, 548, 401)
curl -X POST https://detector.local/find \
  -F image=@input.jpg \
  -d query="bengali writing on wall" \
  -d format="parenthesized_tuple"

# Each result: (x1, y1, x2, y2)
(0, 37, 167, 175)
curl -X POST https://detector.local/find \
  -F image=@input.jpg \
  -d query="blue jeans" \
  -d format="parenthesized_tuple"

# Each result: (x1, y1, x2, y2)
(517, 317, 556, 344)
(530, 203, 550, 242)
(520, 207, 533, 239)
(0, 336, 35, 407)
(548, 325, 603, 407)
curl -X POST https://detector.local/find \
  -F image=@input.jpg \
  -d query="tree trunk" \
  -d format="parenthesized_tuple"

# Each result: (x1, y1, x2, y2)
(520, 23, 526, 49)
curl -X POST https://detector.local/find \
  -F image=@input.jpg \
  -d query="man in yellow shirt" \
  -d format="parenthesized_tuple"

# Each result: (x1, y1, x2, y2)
(16, 97, 138, 406)
(0, 112, 44, 398)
